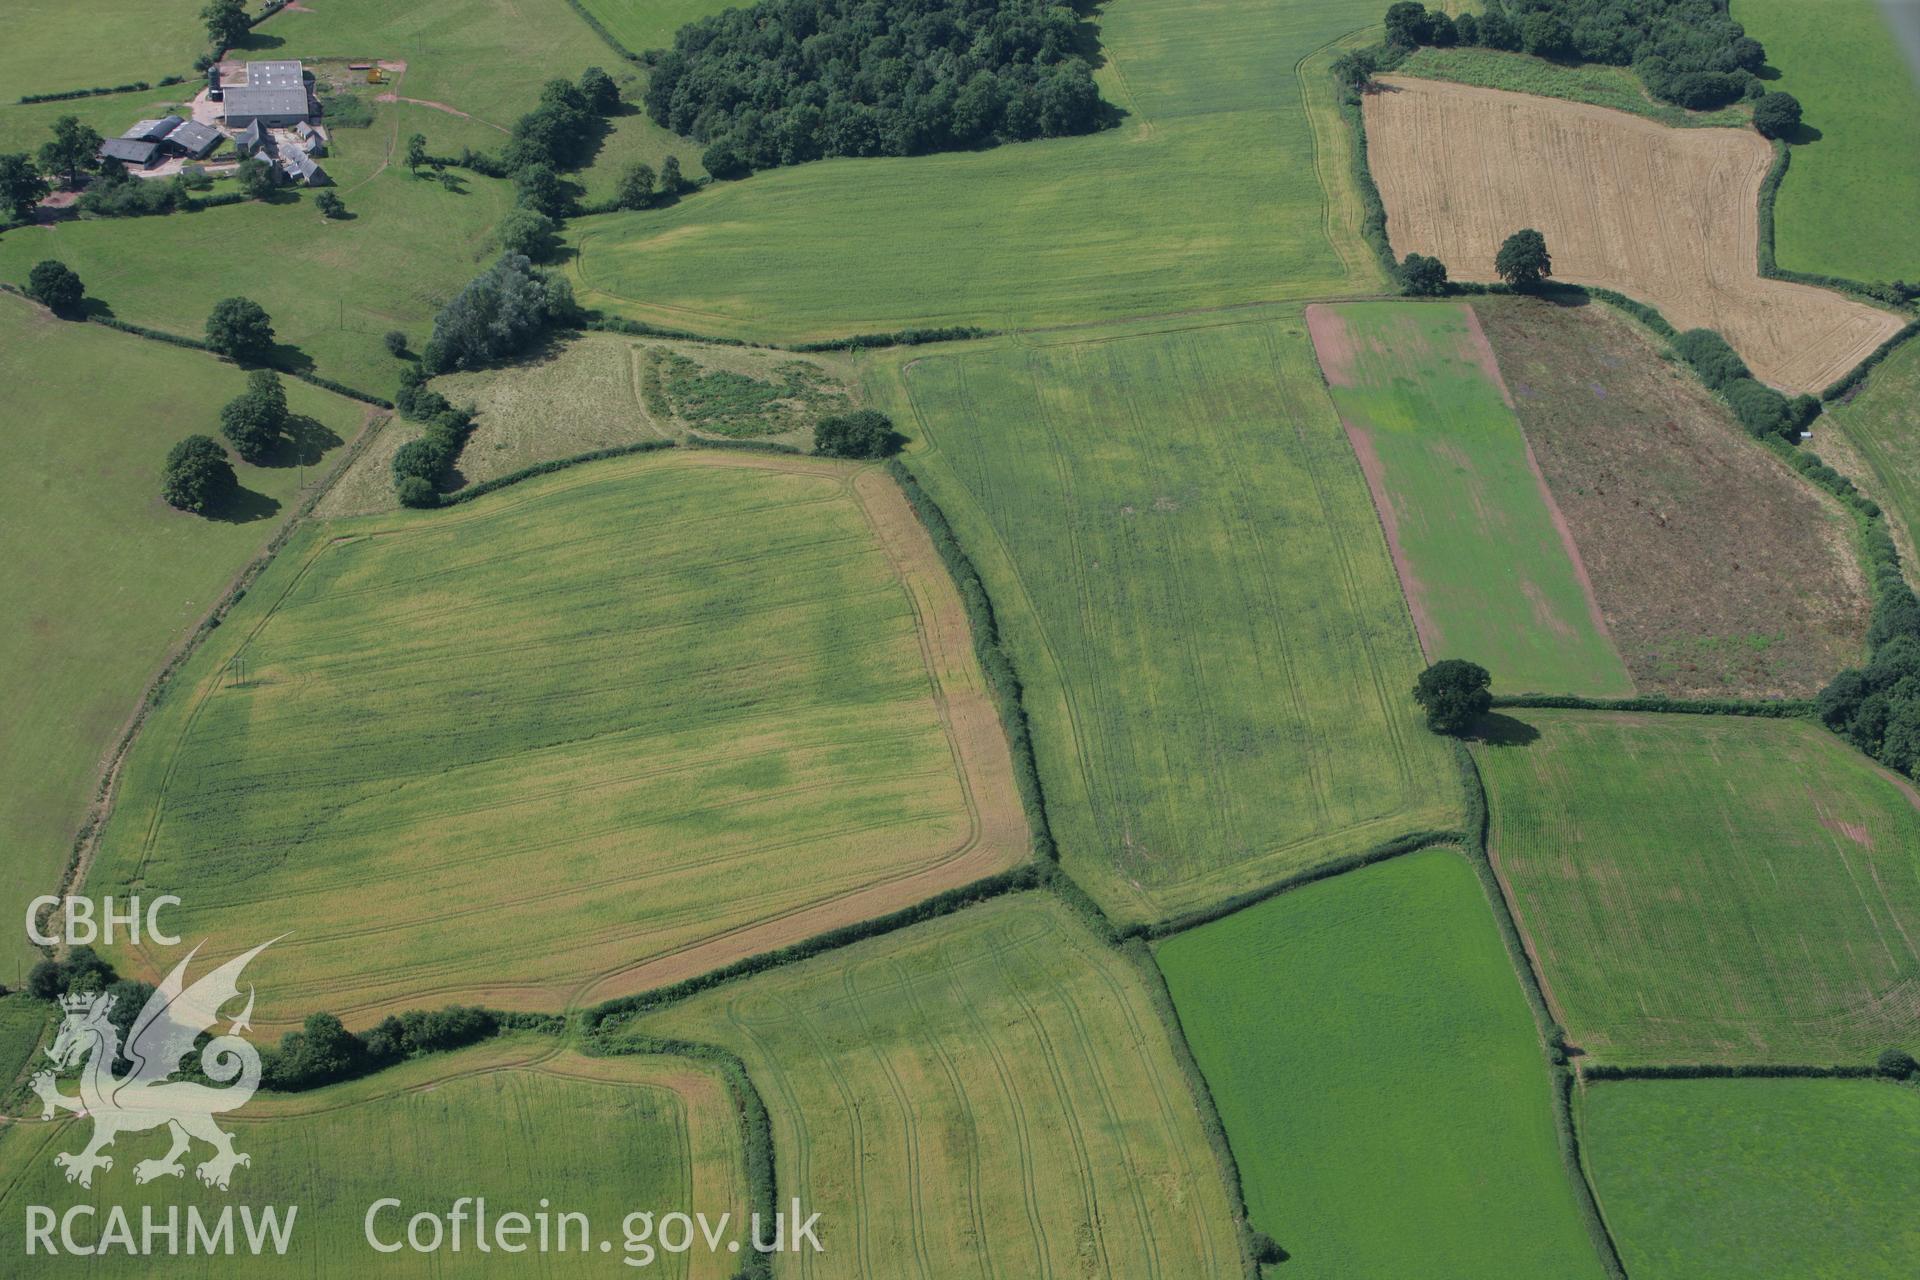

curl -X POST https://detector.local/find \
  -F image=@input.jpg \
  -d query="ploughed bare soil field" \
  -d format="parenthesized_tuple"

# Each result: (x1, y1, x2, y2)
(1364, 76, 1905, 394)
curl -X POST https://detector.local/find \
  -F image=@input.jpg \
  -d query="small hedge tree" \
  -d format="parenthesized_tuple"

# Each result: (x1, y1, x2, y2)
(161, 435, 236, 514)
(1878, 1047, 1918, 1080)
(813, 409, 899, 459)
(1752, 91, 1802, 140)
(26, 259, 84, 315)
(1397, 252, 1449, 297)
(1494, 228, 1551, 290)
(205, 296, 275, 362)
(1412, 658, 1492, 735)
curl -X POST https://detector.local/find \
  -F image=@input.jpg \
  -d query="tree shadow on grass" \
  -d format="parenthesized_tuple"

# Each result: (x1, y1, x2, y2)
(258, 415, 343, 467)
(211, 485, 280, 524)
(1469, 713, 1541, 748)
(1783, 121, 1823, 145)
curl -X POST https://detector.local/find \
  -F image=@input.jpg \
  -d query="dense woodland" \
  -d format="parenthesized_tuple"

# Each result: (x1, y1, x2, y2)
(1384, 0, 1771, 108)
(642, 0, 1105, 176)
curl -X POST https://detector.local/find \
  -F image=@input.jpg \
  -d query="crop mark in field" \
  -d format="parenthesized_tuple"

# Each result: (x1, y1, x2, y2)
(1364, 76, 1905, 393)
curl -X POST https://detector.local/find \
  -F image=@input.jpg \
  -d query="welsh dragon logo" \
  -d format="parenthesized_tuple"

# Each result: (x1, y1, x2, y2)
(32, 939, 275, 1190)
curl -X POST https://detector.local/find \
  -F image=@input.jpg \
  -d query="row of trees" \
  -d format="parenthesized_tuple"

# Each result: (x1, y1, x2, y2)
(1382, 0, 1779, 111)
(0, 114, 107, 220)
(262, 1006, 502, 1091)
(642, 0, 1105, 178)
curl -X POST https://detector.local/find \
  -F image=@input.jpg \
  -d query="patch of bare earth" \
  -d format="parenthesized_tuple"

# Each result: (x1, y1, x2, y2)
(1365, 76, 1904, 394)
(1474, 296, 1869, 697)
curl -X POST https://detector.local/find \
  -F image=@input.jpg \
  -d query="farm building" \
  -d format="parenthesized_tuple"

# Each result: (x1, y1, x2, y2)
(282, 148, 330, 187)
(233, 120, 274, 158)
(294, 121, 328, 156)
(123, 116, 184, 143)
(222, 60, 310, 128)
(163, 119, 222, 159)
(98, 137, 161, 167)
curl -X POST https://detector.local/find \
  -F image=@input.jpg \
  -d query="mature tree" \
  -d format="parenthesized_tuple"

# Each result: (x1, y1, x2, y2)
(1397, 252, 1449, 297)
(658, 154, 684, 194)
(405, 133, 429, 174)
(1752, 91, 1802, 140)
(38, 116, 103, 189)
(236, 156, 278, 200)
(220, 369, 289, 462)
(26, 259, 84, 315)
(264, 1012, 364, 1090)
(200, 0, 251, 48)
(314, 190, 345, 218)
(0, 153, 50, 220)
(1519, 11, 1573, 58)
(495, 206, 558, 260)
(701, 140, 748, 180)
(813, 409, 899, 459)
(1331, 47, 1381, 92)
(1384, 2, 1432, 48)
(1412, 659, 1492, 735)
(205, 296, 276, 362)
(1879, 1048, 1919, 1080)
(615, 161, 655, 210)
(511, 162, 568, 217)
(162, 435, 237, 514)
(1494, 228, 1552, 290)
(422, 253, 575, 373)
(578, 66, 620, 115)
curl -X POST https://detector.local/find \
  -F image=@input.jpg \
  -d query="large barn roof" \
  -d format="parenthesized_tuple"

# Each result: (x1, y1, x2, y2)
(224, 61, 308, 119)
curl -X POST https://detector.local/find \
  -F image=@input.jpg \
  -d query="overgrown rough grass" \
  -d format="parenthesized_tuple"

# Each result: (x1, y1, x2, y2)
(1473, 295, 1869, 697)
(0, 294, 368, 978)
(625, 893, 1241, 1279)
(1582, 1078, 1920, 1279)
(86, 451, 1027, 1029)
(1309, 300, 1635, 696)
(877, 312, 1460, 926)
(1157, 850, 1608, 1279)
(1734, 0, 1920, 283)
(1476, 710, 1920, 1064)
(0, 98, 515, 393)
(0, 1039, 749, 1277)
(564, 0, 1389, 342)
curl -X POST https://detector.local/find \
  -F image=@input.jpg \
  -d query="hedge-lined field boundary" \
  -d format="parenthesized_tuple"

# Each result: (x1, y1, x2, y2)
(680, 434, 804, 456)
(886, 458, 1058, 859)
(1583, 1062, 1881, 1081)
(1123, 938, 1261, 1279)
(1450, 741, 1629, 1280)
(1490, 693, 1813, 718)
(18, 77, 185, 105)
(556, 0, 644, 63)
(579, 313, 994, 356)
(435, 438, 676, 505)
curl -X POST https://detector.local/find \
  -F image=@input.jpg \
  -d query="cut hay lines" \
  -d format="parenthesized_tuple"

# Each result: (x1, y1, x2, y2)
(1362, 76, 1905, 394)
(639, 895, 1237, 1280)
(888, 317, 1459, 925)
(86, 450, 1028, 1030)
(1475, 710, 1920, 1064)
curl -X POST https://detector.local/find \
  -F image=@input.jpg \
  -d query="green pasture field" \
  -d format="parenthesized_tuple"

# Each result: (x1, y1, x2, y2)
(0, 98, 514, 395)
(1310, 300, 1635, 696)
(1582, 1078, 1920, 1279)
(256, 0, 712, 204)
(875, 313, 1460, 925)
(1476, 709, 1920, 1064)
(1157, 849, 1605, 1279)
(0, 1038, 749, 1277)
(1735, 0, 1920, 282)
(575, 0, 733, 55)
(0, 996, 51, 1107)
(1394, 46, 1749, 127)
(1827, 337, 1920, 567)
(0, 1, 205, 103)
(0, 294, 368, 980)
(85, 449, 1026, 1028)
(627, 892, 1240, 1279)
(564, 0, 1389, 343)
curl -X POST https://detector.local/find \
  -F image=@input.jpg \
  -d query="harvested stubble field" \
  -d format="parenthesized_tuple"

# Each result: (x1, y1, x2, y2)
(1157, 850, 1606, 1279)
(565, 0, 1389, 343)
(0, 1038, 748, 1277)
(0, 295, 369, 978)
(1477, 710, 1920, 1065)
(625, 893, 1240, 1279)
(882, 314, 1460, 925)
(1475, 296, 1869, 697)
(87, 450, 1027, 1028)
(1308, 299, 1635, 697)
(1582, 1078, 1920, 1280)
(1363, 76, 1905, 393)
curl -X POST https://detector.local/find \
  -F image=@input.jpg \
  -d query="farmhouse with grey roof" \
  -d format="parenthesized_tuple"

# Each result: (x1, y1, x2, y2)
(223, 60, 311, 128)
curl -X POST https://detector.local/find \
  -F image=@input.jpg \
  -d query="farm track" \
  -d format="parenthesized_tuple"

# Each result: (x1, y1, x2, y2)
(1363, 76, 1906, 393)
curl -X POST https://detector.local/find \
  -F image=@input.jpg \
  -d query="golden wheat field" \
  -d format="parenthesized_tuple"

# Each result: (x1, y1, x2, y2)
(1364, 76, 1904, 393)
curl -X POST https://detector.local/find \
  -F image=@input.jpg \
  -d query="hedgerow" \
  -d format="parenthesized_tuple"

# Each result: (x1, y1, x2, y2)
(434, 439, 677, 507)
(19, 81, 152, 104)
(790, 326, 991, 352)
(1583, 1062, 1881, 1081)
(886, 459, 1056, 859)
(1490, 693, 1813, 718)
